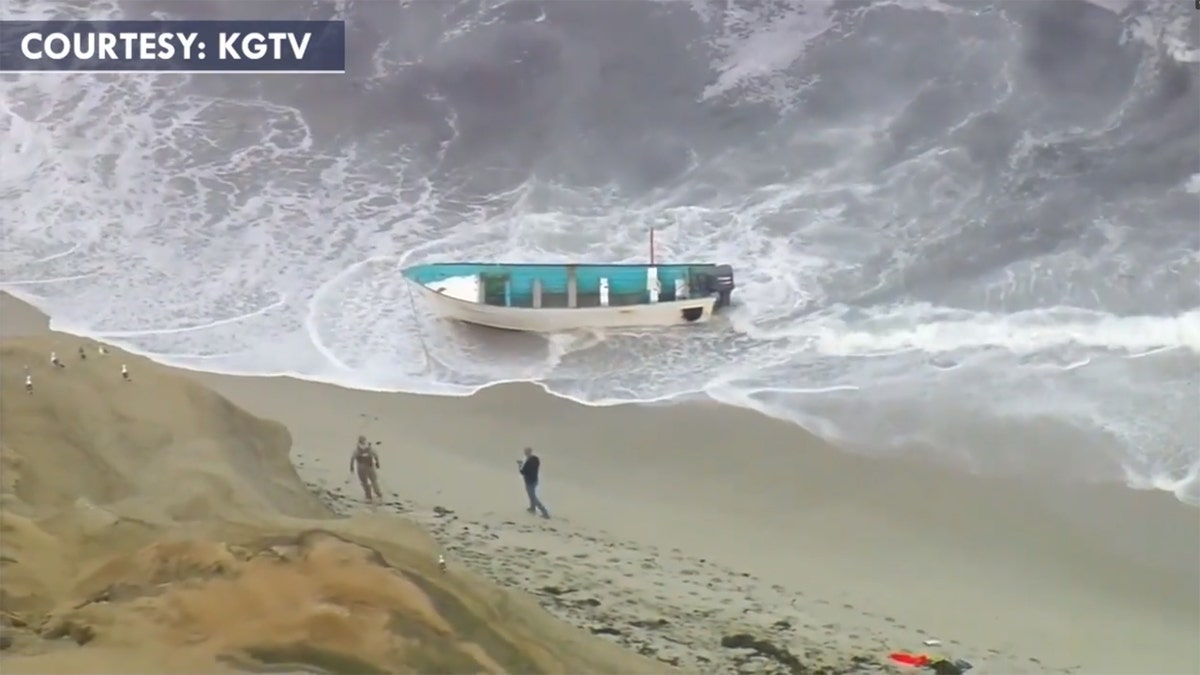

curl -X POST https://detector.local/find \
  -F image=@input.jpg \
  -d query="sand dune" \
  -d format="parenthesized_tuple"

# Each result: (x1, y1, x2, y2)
(0, 337, 660, 674)
(2, 292, 1197, 674)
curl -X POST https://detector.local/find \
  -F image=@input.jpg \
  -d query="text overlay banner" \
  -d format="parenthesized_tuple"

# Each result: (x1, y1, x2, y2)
(0, 20, 346, 72)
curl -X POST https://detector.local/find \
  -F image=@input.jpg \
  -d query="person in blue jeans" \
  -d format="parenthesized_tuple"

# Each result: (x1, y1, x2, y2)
(518, 447, 550, 518)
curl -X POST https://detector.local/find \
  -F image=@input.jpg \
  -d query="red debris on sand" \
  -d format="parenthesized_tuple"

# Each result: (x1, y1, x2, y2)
(889, 651, 931, 668)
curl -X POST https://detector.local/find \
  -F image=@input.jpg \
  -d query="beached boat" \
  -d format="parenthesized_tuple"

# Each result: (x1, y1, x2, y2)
(401, 258, 735, 332)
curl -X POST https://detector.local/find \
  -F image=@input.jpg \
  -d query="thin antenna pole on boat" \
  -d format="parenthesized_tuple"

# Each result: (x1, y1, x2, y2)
(649, 227, 655, 265)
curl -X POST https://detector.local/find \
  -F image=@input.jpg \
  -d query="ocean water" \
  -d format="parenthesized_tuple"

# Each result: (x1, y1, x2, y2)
(2, 0, 1198, 504)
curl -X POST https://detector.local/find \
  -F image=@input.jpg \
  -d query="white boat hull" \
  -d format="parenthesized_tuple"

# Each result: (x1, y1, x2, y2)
(412, 283, 718, 332)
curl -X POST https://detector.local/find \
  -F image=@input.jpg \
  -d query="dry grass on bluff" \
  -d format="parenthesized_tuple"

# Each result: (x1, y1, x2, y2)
(0, 337, 661, 674)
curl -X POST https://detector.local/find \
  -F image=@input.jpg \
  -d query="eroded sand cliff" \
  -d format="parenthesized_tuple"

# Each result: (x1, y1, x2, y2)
(0, 337, 660, 674)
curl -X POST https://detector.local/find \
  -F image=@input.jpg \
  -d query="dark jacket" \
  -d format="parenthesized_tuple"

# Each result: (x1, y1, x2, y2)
(519, 455, 540, 484)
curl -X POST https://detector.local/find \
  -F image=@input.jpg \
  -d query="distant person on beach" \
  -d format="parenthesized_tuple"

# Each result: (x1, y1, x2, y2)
(518, 447, 550, 518)
(350, 435, 383, 503)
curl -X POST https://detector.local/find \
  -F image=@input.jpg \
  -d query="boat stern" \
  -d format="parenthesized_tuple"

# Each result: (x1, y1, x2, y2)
(695, 264, 735, 309)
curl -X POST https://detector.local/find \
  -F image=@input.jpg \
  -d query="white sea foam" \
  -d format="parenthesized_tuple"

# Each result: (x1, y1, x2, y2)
(2, 0, 1197, 506)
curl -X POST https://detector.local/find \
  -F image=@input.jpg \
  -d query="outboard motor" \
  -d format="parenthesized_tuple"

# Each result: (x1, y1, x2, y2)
(697, 264, 735, 309)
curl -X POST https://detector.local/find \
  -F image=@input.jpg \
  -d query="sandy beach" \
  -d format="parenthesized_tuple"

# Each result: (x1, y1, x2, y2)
(2, 292, 1197, 674)
(0, 295, 661, 674)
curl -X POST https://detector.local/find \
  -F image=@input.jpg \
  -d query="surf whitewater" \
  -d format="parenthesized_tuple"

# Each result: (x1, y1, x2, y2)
(3, 0, 1197, 504)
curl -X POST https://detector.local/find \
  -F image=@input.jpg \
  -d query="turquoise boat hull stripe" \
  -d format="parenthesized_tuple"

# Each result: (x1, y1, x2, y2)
(403, 263, 713, 302)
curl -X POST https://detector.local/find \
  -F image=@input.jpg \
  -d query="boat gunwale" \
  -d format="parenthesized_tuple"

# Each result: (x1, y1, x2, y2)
(402, 262, 721, 272)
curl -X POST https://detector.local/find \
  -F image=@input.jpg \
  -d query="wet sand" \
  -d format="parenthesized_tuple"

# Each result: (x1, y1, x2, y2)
(2, 292, 1197, 673)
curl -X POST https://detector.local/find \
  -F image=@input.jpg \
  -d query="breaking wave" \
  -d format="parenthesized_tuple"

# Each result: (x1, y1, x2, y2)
(3, 0, 1198, 504)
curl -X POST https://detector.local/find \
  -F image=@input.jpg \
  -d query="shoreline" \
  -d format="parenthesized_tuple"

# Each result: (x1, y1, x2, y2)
(7, 286, 1194, 509)
(6, 284, 1195, 511)
(3, 292, 1198, 673)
